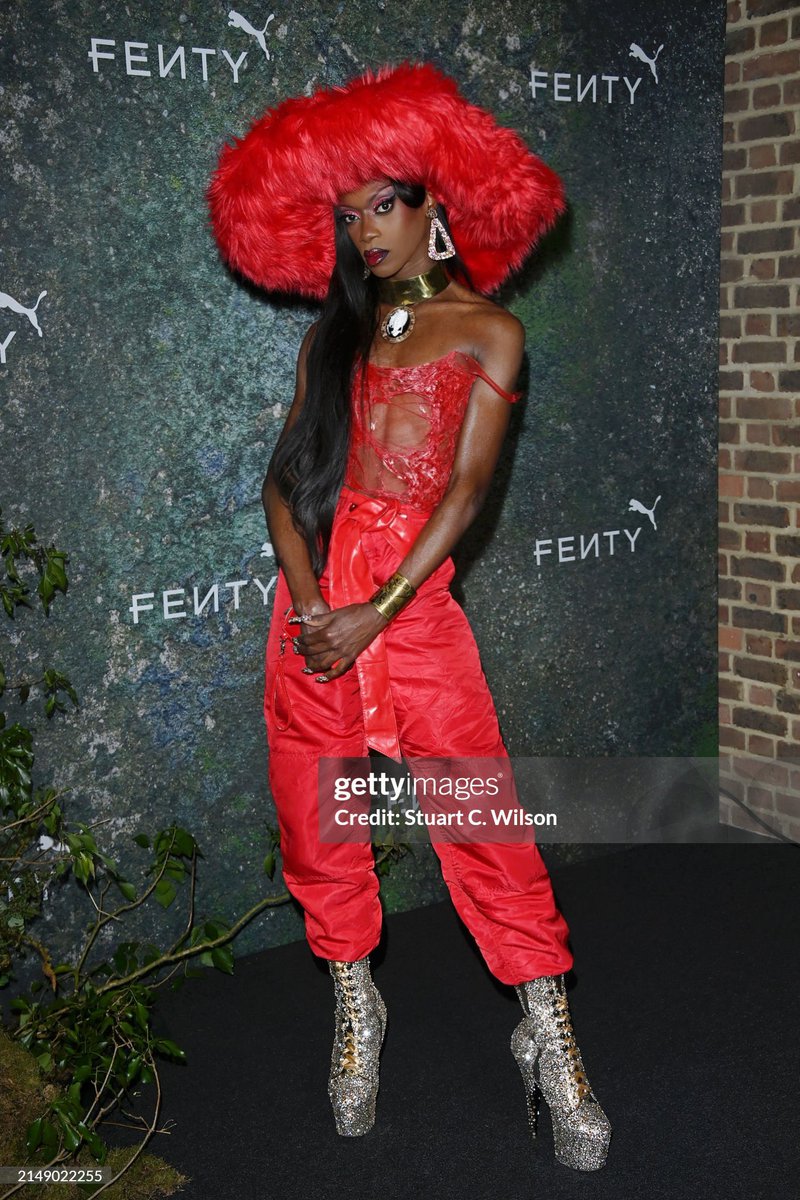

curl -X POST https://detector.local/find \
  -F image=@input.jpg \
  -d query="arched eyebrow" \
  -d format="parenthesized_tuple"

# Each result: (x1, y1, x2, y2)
(334, 184, 396, 216)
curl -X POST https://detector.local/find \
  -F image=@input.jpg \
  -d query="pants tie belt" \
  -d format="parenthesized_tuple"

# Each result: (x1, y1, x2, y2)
(326, 486, 430, 762)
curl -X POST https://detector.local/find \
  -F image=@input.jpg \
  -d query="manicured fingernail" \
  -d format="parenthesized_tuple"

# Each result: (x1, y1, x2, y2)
(287, 616, 302, 624)
(302, 667, 314, 674)
(315, 675, 328, 683)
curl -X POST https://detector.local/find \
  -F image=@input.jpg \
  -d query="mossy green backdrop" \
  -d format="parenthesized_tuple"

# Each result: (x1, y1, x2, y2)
(1, 0, 723, 957)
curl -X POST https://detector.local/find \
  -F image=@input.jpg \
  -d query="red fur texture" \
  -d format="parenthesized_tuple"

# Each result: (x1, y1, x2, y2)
(208, 62, 566, 298)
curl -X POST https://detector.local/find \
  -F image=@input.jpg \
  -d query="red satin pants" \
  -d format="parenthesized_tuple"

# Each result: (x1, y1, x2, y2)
(263, 487, 572, 986)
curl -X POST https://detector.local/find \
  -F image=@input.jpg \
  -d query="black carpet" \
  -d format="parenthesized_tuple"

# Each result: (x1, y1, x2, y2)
(134, 842, 798, 1200)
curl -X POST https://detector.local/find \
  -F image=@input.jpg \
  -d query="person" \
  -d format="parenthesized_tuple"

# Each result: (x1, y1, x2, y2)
(209, 61, 611, 1171)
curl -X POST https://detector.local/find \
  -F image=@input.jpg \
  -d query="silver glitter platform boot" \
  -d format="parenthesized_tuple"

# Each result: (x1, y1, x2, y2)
(327, 957, 387, 1136)
(510, 974, 611, 1171)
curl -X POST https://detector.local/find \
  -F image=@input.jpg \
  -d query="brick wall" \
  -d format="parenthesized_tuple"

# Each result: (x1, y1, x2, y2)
(719, 0, 800, 840)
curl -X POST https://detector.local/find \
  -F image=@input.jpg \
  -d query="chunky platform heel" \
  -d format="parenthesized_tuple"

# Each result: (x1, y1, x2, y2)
(511, 974, 611, 1171)
(327, 957, 387, 1136)
(510, 1019, 541, 1140)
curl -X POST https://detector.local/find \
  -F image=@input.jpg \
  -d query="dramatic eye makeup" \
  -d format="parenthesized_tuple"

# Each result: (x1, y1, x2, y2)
(335, 188, 397, 224)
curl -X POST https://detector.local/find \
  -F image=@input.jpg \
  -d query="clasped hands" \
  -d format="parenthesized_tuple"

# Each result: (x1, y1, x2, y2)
(288, 601, 388, 682)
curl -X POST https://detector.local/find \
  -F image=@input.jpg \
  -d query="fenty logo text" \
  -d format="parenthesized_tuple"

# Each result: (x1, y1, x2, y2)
(529, 38, 666, 105)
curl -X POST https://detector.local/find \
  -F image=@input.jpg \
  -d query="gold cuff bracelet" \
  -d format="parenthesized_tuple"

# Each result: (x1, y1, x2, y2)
(369, 572, 417, 621)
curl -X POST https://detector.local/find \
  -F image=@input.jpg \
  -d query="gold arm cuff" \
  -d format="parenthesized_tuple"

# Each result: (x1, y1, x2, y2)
(369, 572, 417, 621)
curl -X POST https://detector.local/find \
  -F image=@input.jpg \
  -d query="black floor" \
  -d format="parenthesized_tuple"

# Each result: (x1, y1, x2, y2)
(134, 841, 797, 1200)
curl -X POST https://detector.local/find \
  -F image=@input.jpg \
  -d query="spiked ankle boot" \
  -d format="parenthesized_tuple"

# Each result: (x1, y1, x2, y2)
(327, 957, 387, 1136)
(510, 974, 611, 1170)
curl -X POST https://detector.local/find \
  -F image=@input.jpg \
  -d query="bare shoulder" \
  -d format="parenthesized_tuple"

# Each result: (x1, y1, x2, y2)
(471, 303, 525, 365)
(446, 284, 524, 365)
(455, 292, 525, 392)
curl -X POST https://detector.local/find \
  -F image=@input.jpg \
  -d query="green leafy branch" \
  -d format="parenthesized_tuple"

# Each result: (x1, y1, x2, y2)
(2, 804, 292, 1198)
(1, 509, 69, 619)
(0, 508, 411, 1198)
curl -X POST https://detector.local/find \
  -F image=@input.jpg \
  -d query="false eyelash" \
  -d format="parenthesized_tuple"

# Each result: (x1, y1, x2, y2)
(335, 194, 396, 225)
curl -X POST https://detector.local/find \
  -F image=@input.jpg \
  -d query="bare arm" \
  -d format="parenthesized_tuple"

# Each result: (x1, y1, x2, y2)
(262, 323, 329, 617)
(299, 311, 525, 680)
(393, 314, 525, 588)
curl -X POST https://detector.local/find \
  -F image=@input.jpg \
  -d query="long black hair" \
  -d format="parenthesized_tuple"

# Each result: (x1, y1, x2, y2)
(269, 179, 473, 577)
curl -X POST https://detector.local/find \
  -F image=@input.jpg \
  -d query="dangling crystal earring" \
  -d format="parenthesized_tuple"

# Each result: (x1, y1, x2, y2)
(363, 264, 371, 279)
(427, 205, 456, 261)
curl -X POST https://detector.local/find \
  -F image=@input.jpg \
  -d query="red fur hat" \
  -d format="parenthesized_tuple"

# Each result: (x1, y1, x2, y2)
(208, 61, 565, 298)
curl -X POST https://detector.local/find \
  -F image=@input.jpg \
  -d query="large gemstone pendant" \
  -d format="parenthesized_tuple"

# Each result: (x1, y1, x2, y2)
(381, 305, 415, 343)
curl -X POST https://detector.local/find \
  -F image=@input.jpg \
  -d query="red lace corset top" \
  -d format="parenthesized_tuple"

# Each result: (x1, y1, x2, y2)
(344, 349, 521, 514)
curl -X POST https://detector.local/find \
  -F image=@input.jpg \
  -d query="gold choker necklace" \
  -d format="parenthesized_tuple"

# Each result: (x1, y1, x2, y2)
(378, 263, 450, 343)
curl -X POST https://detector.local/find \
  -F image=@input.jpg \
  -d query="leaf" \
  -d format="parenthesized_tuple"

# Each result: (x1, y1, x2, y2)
(133, 833, 150, 848)
(61, 1123, 81, 1152)
(125, 1054, 142, 1084)
(82, 1127, 106, 1162)
(171, 827, 195, 857)
(38, 573, 54, 608)
(153, 829, 172, 856)
(48, 559, 68, 591)
(211, 945, 234, 975)
(117, 880, 137, 902)
(26, 1117, 43, 1154)
(73, 851, 94, 884)
(154, 879, 176, 908)
(155, 1038, 186, 1060)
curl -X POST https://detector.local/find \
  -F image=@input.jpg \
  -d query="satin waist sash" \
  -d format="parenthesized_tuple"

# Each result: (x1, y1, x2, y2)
(324, 485, 439, 761)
